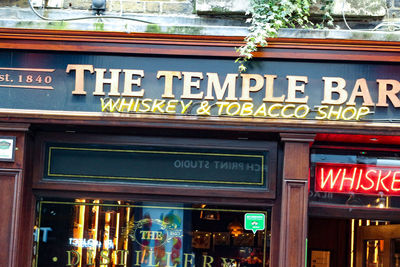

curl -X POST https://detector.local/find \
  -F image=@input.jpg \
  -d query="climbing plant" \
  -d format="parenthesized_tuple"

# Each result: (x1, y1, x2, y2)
(236, 0, 334, 72)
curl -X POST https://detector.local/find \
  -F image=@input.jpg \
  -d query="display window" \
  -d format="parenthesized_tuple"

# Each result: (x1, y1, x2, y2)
(308, 147, 400, 267)
(32, 198, 271, 267)
(310, 148, 400, 209)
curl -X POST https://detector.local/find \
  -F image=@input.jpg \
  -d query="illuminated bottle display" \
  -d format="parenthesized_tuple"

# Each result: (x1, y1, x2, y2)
(33, 199, 270, 267)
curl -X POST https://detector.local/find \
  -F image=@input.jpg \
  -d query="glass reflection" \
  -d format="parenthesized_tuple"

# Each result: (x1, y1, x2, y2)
(310, 149, 400, 210)
(365, 240, 384, 267)
(33, 199, 270, 267)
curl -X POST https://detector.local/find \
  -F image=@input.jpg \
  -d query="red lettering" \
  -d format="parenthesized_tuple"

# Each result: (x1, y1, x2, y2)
(360, 170, 376, 191)
(319, 167, 342, 190)
(316, 163, 400, 196)
(356, 169, 363, 190)
(339, 167, 357, 191)
(375, 170, 391, 192)
(391, 172, 400, 191)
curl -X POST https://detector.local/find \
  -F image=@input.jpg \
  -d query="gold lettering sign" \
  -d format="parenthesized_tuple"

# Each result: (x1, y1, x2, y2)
(127, 218, 182, 248)
(63, 64, 387, 121)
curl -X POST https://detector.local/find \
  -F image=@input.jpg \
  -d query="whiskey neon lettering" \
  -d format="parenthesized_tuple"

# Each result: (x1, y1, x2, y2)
(316, 163, 400, 196)
(375, 170, 391, 192)
(319, 167, 342, 189)
(339, 167, 357, 191)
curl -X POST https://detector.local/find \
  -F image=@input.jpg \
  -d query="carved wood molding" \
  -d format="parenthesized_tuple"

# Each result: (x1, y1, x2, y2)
(0, 28, 400, 61)
(280, 133, 316, 143)
(279, 180, 308, 267)
(0, 169, 22, 267)
(0, 123, 30, 132)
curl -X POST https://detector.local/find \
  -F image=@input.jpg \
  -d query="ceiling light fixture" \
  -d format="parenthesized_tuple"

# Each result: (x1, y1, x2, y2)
(92, 0, 106, 15)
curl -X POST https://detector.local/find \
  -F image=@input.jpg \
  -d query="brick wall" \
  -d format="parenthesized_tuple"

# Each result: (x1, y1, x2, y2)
(0, 0, 28, 7)
(388, 0, 400, 18)
(62, 0, 194, 14)
(1, 0, 397, 20)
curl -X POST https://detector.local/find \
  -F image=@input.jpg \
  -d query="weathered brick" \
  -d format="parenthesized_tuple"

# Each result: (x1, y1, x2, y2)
(1, 0, 29, 7)
(63, 0, 91, 9)
(162, 2, 193, 14)
(332, 0, 386, 17)
(121, 1, 145, 13)
(145, 2, 160, 13)
(389, 9, 400, 18)
(196, 0, 248, 13)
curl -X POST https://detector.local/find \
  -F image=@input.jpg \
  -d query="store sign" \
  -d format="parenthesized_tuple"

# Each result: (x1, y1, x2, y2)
(315, 163, 400, 196)
(244, 213, 265, 234)
(1, 51, 400, 123)
(128, 218, 182, 248)
(44, 143, 268, 189)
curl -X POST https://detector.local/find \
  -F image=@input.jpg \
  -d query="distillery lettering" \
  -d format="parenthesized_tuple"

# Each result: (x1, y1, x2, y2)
(173, 160, 261, 172)
(64, 64, 400, 121)
(65, 249, 236, 267)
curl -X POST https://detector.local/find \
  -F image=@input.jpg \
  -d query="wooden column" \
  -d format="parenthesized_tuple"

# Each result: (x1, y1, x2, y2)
(0, 123, 29, 267)
(279, 133, 315, 267)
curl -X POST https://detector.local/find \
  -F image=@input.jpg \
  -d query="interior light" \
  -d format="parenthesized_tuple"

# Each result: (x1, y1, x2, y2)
(228, 220, 244, 237)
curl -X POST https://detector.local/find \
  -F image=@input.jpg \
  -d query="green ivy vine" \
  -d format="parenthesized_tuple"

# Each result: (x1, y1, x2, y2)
(237, 0, 334, 72)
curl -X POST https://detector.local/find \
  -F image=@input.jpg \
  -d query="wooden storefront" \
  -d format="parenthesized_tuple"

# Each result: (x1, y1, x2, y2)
(1, 28, 400, 267)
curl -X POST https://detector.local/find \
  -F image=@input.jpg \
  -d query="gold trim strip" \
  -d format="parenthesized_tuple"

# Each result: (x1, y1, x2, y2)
(35, 201, 43, 267)
(39, 200, 269, 215)
(46, 173, 263, 185)
(0, 107, 400, 131)
(0, 67, 55, 72)
(0, 84, 54, 90)
(46, 146, 265, 186)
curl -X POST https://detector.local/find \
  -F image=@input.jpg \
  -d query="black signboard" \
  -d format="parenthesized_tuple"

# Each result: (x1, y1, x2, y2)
(44, 143, 268, 189)
(1, 50, 400, 123)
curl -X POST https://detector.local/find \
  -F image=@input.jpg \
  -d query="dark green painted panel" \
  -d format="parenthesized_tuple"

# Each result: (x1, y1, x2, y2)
(44, 143, 268, 189)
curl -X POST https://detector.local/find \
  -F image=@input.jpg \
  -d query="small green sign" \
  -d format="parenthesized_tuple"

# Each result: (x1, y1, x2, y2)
(245, 213, 265, 234)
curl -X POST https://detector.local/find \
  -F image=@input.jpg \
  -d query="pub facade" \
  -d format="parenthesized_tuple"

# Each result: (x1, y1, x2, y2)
(1, 28, 400, 267)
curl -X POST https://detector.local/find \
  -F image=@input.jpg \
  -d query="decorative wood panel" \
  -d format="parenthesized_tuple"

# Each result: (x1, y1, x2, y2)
(1, 28, 400, 62)
(0, 170, 22, 267)
(280, 180, 308, 267)
(279, 134, 314, 267)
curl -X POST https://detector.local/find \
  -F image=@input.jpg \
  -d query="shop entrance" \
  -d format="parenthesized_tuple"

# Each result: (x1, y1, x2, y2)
(308, 217, 400, 267)
(309, 143, 400, 267)
(356, 224, 400, 267)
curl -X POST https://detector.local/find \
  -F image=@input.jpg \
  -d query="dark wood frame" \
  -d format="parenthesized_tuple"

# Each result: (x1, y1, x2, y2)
(32, 132, 278, 200)
(28, 132, 280, 267)
(0, 169, 23, 267)
(2, 28, 400, 62)
(0, 136, 16, 162)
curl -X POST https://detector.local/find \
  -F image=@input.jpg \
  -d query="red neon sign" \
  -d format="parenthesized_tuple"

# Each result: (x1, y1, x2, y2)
(315, 163, 400, 196)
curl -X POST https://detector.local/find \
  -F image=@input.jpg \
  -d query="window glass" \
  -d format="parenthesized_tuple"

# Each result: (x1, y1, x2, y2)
(32, 198, 271, 267)
(310, 149, 400, 209)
